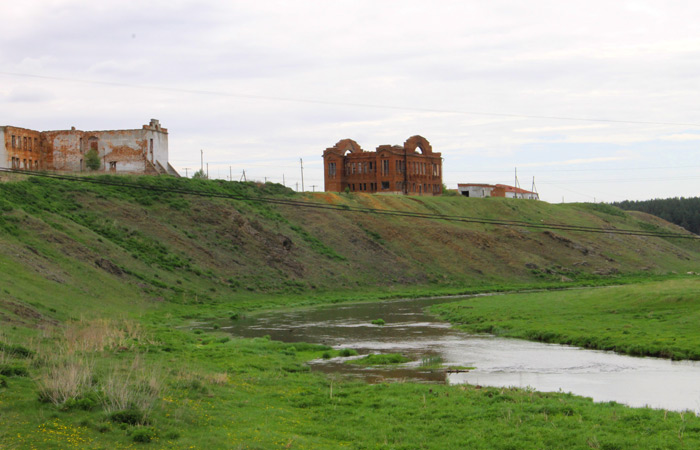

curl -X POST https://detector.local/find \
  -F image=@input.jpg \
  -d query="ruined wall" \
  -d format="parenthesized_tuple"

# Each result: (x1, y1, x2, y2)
(141, 127, 169, 171)
(0, 128, 7, 169)
(92, 129, 149, 173)
(43, 130, 83, 172)
(3, 126, 43, 171)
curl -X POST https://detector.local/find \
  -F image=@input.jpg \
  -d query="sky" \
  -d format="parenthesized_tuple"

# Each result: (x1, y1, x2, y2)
(1, 0, 699, 203)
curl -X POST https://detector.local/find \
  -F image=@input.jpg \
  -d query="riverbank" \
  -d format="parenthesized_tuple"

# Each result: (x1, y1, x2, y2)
(3, 315, 700, 449)
(2, 278, 700, 449)
(433, 277, 700, 360)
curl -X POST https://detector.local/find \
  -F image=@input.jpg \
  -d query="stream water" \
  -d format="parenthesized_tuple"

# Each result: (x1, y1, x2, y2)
(223, 295, 700, 413)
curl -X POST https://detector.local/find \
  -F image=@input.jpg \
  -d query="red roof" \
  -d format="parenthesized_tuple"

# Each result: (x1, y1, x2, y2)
(458, 183, 537, 195)
(495, 184, 537, 195)
(457, 183, 496, 188)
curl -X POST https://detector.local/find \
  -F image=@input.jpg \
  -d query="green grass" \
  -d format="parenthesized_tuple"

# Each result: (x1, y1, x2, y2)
(2, 175, 700, 448)
(3, 317, 700, 449)
(433, 277, 700, 360)
(346, 353, 411, 366)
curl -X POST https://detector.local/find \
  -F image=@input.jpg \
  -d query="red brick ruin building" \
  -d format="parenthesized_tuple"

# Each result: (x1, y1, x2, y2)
(0, 119, 178, 176)
(323, 135, 442, 195)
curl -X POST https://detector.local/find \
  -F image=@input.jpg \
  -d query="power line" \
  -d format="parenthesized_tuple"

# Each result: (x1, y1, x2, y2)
(447, 165, 700, 174)
(2, 71, 700, 129)
(0, 168, 696, 240)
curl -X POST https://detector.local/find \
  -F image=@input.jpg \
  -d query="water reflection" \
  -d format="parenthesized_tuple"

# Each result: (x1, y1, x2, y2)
(224, 295, 700, 412)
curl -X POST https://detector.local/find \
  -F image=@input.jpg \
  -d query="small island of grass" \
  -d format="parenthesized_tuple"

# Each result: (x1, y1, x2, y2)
(346, 353, 410, 366)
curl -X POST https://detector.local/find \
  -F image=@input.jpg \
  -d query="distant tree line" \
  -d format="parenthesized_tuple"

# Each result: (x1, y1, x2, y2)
(611, 197, 700, 235)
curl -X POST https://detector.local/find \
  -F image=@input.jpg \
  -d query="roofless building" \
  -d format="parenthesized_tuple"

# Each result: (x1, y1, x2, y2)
(323, 135, 442, 195)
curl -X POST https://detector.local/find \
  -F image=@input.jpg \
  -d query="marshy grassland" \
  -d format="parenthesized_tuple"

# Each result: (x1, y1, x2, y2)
(1, 174, 699, 448)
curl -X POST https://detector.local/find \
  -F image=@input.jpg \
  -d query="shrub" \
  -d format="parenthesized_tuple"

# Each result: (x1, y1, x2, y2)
(371, 319, 385, 326)
(36, 357, 94, 405)
(339, 348, 358, 357)
(85, 149, 101, 171)
(0, 343, 35, 358)
(111, 408, 148, 426)
(131, 427, 157, 443)
(0, 364, 29, 377)
(191, 169, 207, 180)
(101, 361, 161, 414)
(61, 391, 101, 411)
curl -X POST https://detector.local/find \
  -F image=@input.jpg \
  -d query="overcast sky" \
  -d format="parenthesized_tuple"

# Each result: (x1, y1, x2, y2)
(1, 0, 699, 202)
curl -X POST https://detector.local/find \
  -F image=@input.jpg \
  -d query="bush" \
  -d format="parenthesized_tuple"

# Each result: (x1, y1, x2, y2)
(85, 149, 101, 171)
(131, 426, 157, 443)
(0, 375, 8, 388)
(371, 319, 385, 326)
(110, 408, 147, 426)
(61, 391, 101, 411)
(0, 343, 35, 358)
(0, 364, 29, 377)
(339, 348, 358, 357)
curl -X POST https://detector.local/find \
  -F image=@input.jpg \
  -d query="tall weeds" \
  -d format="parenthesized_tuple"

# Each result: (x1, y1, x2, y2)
(62, 318, 146, 353)
(36, 356, 94, 405)
(34, 318, 161, 414)
(101, 355, 161, 415)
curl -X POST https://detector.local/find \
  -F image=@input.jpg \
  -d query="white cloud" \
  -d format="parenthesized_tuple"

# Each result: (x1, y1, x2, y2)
(0, 0, 699, 202)
(660, 133, 700, 142)
(518, 156, 631, 168)
(5, 86, 54, 103)
(514, 124, 610, 133)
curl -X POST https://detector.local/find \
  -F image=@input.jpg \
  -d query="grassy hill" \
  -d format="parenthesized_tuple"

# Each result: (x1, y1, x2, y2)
(0, 173, 698, 326)
(2, 173, 700, 449)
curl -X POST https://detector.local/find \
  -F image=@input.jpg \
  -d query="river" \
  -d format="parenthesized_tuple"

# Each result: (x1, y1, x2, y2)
(223, 295, 700, 413)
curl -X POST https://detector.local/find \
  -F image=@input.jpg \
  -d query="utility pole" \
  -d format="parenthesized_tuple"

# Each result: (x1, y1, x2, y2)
(229, 166, 232, 181)
(514, 167, 519, 199)
(183, 168, 190, 178)
(311, 185, 316, 192)
(283, 174, 286, 186)
(300, 158, 305, 192)
(206, 163, 209, 179)
(200, 150, 203, 172)
(240, 170, 247, 182)
(264, 177, 268, 183)
(531, 176, 538, 199)
(295, 182, 299, 191)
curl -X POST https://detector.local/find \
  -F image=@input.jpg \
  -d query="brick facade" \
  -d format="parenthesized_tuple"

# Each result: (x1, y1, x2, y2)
(323, 135, 442, 195)
(0, 119, 178, 176)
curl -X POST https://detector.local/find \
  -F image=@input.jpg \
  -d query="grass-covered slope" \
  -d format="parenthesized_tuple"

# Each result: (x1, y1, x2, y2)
(0, 174, 698, 326)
